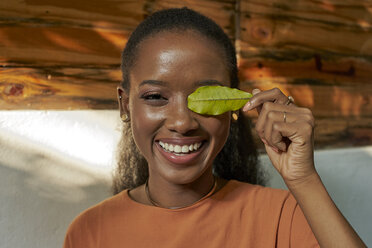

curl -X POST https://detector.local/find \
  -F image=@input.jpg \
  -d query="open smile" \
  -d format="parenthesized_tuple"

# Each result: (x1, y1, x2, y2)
(159, 141, 203, 154)
(155, 138, 206, 165)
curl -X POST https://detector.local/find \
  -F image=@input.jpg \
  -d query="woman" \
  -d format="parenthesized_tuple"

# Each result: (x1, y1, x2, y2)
(64, 8, 366, 247)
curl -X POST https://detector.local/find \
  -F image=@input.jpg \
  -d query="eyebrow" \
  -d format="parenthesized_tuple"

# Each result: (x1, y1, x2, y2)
(139, 80, 168, 87)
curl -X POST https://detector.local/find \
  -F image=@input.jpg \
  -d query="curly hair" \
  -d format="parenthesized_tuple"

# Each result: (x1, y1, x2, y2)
(112, 7, 265, 194)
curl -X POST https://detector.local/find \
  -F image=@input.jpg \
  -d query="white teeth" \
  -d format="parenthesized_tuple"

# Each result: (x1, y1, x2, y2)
(158, 141, 202, 154)
(189, 145, 194, 151)
(174, 145, 181, 153)
(181, 145, 189, 153)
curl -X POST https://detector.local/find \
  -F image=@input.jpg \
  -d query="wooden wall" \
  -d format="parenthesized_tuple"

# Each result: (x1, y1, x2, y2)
(1, 0, 371, 149)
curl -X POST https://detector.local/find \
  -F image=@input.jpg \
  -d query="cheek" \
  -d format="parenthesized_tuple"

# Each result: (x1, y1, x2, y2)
(130, 101, 164, 155)
(203, 114, 230, 149)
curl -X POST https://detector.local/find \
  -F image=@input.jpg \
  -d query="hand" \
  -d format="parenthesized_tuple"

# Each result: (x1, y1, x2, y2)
(244, 88, 367, 248)
(243, 88, 317, 186)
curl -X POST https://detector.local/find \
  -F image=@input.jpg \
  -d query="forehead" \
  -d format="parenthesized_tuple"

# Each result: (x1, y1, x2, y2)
(130, 30, 230, 86)
(138, 29, 226, 57)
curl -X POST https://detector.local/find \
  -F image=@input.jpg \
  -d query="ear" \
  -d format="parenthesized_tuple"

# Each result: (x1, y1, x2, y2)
(117, 86, 130, 117)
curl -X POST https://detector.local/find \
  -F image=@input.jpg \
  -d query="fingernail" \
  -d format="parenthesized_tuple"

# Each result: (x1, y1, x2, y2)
(252, 89, 261, 95)
(261, 138, 268, 145)
(243, 102, 251, 111)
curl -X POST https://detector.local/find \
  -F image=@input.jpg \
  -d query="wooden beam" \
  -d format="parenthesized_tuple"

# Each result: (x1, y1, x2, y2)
(0, 0, 371, 149)
(238, 0, 372, 149)
(0, 67, 120, 109)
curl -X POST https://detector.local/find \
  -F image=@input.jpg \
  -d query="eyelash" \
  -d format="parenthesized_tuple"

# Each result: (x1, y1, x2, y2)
(140, 92, 168, 103)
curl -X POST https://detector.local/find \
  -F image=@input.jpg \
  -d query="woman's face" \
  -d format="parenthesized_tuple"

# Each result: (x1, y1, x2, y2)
(120, 30, 231, 185)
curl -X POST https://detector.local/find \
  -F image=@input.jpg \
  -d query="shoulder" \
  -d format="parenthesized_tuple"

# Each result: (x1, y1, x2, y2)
(218, 180, 292, 205)
(64, 191, 128, 240)
(214, 180, 299, 217)
(76, 190, 126, 222)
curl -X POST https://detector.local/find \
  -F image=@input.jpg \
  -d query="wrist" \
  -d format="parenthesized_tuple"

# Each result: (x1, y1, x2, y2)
(285, 170, 321, 192)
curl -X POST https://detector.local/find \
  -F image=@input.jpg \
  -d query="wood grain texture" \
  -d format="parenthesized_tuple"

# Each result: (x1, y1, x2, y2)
(0, 0, 141, 66)
(239, 1, 372, 55)
(0, 0, 237, 106)
(0, 0, 140, 108)
(0, 67, 120, 109)
(238, 0, 372, 148)
(0, 26, 129, 65)
(0, 0, 145, 28)
(0, 0, 371, 148)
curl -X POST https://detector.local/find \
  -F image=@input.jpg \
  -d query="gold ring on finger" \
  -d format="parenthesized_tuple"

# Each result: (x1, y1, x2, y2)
(286, 96, 294, 105)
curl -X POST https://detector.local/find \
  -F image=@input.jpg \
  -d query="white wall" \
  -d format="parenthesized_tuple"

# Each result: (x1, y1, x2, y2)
(0, 110, 371, 247)
(260, 147, 372, 246)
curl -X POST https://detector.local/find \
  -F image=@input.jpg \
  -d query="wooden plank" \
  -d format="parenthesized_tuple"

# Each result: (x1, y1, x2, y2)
(0, 0, 237, 66)
(0, 0, 140, 108)
(0, 0, 237, 106)
(3, 66, 371, 118)
(239, 1, 372, 56)
(0, 0, 145, 29)
(0, 26, 129, 66)
(0, 0, 371, 150)
(240, 81, 372, 118)
(0, 67, 120, 109)
(0, 0, 238, 108)
(237, 0, 372, 149)
(0, 0, 145, 66)
(237, 0, 372, 85)
(241, 62, 372, 117)
(313, 117, 372, 148)
(238, 56, 372, 85)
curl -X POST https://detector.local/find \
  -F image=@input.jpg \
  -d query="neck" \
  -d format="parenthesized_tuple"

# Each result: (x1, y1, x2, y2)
(146, 172, 216, 209)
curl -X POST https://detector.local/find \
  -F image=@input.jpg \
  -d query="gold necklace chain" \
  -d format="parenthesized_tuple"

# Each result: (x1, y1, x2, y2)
(145, 177, 217, 209)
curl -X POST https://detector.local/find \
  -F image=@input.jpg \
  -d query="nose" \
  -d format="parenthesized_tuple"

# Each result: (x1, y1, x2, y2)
(165, 96, 199, 134)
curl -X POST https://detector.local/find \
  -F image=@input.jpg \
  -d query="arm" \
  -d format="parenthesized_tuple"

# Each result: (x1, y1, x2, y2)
(288, 172, 366, 248)
(243, 88, 366, 248)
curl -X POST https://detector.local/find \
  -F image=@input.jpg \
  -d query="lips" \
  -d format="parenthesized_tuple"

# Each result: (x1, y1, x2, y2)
(155, 138, 206, 165)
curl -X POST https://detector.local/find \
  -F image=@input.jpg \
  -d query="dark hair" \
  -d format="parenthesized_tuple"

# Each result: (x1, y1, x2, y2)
(121, 7, 238, 91)
(113, 7, 264, 194)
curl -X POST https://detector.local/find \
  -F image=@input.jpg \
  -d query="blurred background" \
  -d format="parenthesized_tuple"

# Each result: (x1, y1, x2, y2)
(0, 0, 371, 247)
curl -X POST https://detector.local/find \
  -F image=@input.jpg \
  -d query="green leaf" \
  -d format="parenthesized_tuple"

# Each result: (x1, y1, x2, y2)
(187, 86, 252, 115)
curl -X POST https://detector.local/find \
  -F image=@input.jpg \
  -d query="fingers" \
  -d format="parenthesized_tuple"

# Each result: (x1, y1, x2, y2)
(250, 89, 262, 114)
(242, 87, 314, 153)
(255, 102, 313, 133)
(271, 121, 314, 148)
(256, 104, 314, 152)
(263, 111, 287, 151)
(243, 88, 288, 113)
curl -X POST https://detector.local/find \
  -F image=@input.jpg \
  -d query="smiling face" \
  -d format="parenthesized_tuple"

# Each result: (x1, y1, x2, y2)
(119, 30, 231, 186)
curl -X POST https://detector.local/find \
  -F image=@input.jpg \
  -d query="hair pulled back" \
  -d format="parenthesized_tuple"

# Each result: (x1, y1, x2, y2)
(113, 7, 264, 194)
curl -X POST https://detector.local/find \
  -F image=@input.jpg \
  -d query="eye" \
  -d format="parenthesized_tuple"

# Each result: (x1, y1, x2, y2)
(143, 93, 163, 100)
(140, 92, 168, 106)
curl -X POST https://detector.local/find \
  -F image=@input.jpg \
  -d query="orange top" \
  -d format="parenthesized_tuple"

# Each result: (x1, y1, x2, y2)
(63, 180, 319, 248)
